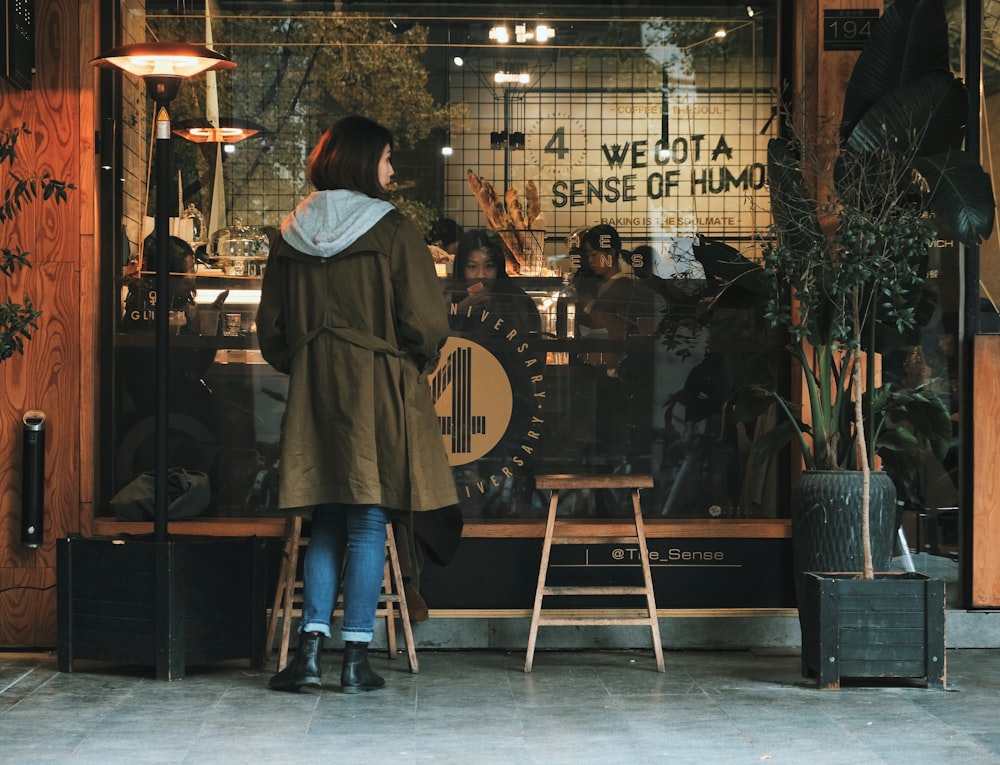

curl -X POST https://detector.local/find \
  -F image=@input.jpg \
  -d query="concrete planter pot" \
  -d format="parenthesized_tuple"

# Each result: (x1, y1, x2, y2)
(791, 470, 898, 582)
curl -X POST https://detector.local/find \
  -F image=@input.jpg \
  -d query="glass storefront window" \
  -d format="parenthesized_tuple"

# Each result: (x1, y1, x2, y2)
(977, 0, 1000, 333)
(106, 3, 783, 521)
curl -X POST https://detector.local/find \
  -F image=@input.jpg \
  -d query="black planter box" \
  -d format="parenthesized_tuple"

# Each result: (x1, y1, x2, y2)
(57, 536, 270, 680)
(800, 571, 946, 689)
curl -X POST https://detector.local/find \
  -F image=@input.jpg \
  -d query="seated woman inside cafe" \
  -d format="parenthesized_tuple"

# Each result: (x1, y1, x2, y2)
(447, 227, 541, 336)
(443, 228, 545, 518)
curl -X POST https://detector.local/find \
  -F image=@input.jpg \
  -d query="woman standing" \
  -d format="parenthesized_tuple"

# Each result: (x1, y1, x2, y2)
(257, 115, 456, 693)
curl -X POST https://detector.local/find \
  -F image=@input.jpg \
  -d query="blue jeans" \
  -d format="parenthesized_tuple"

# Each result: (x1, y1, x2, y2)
(300, 503, 389, 643)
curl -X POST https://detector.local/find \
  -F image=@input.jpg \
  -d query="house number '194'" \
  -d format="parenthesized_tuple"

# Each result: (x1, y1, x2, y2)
(823, 9, 880, 51)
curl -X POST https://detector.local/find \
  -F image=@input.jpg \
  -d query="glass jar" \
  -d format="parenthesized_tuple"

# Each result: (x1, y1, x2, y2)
(181, 203, 206, 244)
(208, 218, 271, 276)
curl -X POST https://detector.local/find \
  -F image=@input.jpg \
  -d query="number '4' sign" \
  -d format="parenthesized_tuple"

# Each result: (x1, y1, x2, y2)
(544, 126, 568, 159)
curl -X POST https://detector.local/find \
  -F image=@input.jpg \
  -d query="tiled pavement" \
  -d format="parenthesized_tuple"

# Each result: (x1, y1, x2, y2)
(2, 647, 1000, 764)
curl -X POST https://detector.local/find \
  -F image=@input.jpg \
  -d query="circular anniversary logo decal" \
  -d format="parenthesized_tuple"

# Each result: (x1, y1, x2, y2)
(430, 300, 546, 504)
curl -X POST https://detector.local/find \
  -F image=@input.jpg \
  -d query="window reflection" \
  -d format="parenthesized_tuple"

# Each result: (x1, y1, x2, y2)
(110, 5, 783, 520)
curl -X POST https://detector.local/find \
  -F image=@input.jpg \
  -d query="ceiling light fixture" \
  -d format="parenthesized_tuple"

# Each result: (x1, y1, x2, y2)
(494, 70, 530, 84)
(489, 26, 510, 44)
(679, 21, 753, 52)
(494, 23, 554, 45)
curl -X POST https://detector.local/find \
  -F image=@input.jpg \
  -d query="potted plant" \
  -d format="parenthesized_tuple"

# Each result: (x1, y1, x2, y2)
(727, 0, 994, 687)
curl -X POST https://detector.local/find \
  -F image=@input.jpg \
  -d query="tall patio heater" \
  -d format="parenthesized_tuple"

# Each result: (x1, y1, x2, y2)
(56, 43, 266, 682)
(92, 42, 235, 541)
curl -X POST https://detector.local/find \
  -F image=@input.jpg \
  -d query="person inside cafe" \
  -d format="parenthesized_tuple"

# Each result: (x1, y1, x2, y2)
(578, 224, 657, 364)
(445, 227, 544, 517)
(448, 227, 541, 336)
(576, 224, 657, 480)
(427, 217, 464, 257)
(119, 235, 217, 437)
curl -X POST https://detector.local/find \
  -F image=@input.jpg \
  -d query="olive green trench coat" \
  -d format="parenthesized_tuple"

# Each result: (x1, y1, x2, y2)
(256, 210, 457, 514)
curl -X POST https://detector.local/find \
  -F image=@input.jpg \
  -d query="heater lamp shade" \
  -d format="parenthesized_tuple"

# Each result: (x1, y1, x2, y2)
(91, 42, 235, 79)
(173, 118, 268, 144)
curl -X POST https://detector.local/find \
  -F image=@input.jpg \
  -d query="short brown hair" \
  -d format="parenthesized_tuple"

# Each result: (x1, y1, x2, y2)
(307, 115, 393, 198)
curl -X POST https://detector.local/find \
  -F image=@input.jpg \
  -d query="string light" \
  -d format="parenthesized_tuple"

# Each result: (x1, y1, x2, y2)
(494, 70, 530, 84)
(491, 23, 555, 45)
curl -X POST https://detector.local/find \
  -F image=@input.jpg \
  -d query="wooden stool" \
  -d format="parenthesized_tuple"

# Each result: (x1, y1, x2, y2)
(266, 515, 418, 674)
(525, 474, 664, 673)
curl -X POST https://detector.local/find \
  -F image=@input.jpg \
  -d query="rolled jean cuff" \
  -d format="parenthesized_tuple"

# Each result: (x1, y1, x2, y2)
(301, 622, 332, 638)
(341, 628, 374, 643)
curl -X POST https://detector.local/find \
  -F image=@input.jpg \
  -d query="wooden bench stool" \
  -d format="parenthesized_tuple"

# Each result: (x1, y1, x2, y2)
(265, 515, 418, 674)
(525, 474, 664, 673)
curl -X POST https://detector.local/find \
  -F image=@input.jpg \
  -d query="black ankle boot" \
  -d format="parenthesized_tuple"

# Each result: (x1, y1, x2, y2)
(269, 632, 324, 692)
(340, 641, 384, 693)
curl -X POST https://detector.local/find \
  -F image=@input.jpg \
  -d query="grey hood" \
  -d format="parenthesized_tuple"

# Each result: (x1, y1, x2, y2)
(280, 189, 395, 259)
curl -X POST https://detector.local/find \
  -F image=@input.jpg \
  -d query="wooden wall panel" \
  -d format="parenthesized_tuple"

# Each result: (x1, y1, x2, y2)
(808, 1, 874, 129)
(0, 0, 94, 647)
(78, 0, 97, 538)
(0, 567, 56, 646)
(792, 0, 875, 203)
(973, 336, 1000, 607)
(789, 1, 882, 471)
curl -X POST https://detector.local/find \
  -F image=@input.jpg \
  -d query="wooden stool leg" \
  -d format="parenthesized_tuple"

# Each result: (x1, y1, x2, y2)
(278, 516, 304, 672)
(385, 522, 419, 673)
(267, 515, 303, 672)
(265, 516, 293, 660)
(525, 489, 560, 672)
(632, 489, 664, 672)
(380, 527, 397, 660)
(382, 555, 398, 658)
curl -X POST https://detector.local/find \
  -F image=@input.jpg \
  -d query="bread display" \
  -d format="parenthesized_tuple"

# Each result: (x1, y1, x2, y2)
(466, 170, 545, 275)
(466, 170, 506, 230)
(525, 180, 541, 224)
(505, 187, 527, 231)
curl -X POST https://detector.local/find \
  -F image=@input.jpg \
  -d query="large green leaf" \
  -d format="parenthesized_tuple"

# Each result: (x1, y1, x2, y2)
(844, 71, 967, 156)
(691, 238, 770, 297)
(871, 383, 953, 486)
(840, 0, 949, 139)
(913, 150, 997, 245)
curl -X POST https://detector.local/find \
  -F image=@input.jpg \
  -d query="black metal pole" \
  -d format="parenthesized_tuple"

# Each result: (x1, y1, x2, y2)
(960, 0, 983, 609)
(153, 102, 172, 543)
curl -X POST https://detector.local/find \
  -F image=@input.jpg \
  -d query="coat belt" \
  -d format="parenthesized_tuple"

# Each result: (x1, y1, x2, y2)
(287, 325, 406, 359)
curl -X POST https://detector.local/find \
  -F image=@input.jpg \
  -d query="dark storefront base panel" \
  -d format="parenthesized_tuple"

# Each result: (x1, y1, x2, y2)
(420, 537, 796, 610)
